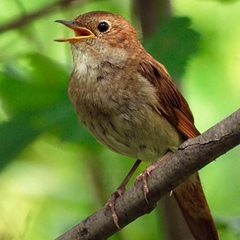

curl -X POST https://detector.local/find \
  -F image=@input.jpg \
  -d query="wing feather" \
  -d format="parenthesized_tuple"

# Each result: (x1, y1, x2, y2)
(138, 56, 200, 139)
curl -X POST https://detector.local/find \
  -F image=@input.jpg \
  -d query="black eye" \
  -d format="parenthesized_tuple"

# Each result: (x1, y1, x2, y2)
(97, 21, 109, 32)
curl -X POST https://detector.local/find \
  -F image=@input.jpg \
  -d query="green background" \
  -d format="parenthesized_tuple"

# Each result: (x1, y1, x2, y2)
(0, 0, 239, 239)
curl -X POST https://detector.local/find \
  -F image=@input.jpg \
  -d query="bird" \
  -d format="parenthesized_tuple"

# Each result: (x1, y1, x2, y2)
(55, 11, 219, 240)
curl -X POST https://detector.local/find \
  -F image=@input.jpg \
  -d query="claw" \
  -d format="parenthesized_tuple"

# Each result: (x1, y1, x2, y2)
(135, 152, 173, 202)
(105, 187, 126, 229)
(135, 163, 158, 202)
(105, 159, 141, 228)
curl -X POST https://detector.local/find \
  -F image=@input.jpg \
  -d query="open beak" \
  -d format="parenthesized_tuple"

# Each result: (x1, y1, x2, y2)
(54, 20, 95, 42)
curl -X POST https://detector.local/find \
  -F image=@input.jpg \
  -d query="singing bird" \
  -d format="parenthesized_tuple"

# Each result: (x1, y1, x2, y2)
(55, 11, 218, 240)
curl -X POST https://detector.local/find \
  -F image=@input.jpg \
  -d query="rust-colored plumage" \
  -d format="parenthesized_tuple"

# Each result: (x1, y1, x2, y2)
(55, 11, 219, 239)
(139, 55, 200, 138)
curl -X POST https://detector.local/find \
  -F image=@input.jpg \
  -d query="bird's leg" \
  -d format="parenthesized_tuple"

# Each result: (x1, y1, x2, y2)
(105, 159, 142, 228)
(135, 151, 173, 202)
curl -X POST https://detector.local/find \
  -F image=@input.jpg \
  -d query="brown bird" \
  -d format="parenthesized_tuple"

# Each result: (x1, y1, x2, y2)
(55, 11, 219, 240)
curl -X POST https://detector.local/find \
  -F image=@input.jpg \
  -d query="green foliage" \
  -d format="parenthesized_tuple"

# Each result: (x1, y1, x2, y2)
(0, 53, 97, 170)
(144, 17, 200, 80)
(208, 0, 239, 3)
(0, 1, 239, 240)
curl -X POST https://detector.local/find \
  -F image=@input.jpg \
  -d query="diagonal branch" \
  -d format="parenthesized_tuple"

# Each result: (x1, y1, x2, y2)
(56, 109, 240, 240)
(0, 0, 75, 34)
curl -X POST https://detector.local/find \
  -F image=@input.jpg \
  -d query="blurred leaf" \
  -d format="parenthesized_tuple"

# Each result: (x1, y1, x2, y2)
(217, 216, 240, 238)
(0, 53, 98, 170)
(201, 0, 239, 3)
(144, 17, 200, 80)
(0, 53, 67, 116)
(0, 115, 41, 169)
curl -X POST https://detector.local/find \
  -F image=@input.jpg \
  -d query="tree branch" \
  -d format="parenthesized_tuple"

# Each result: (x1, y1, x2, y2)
(56, 109, 240, 240)
(0, 0, 75, 34)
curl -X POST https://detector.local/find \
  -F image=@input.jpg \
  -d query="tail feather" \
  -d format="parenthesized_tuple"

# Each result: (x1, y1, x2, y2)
(174, 172, 219, 240)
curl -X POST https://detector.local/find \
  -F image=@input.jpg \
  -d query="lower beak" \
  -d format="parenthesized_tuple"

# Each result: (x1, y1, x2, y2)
(54, 20, 95, 42)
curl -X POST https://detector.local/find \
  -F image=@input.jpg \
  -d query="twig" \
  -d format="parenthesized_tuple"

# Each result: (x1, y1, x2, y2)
(0, 0, 75, 34)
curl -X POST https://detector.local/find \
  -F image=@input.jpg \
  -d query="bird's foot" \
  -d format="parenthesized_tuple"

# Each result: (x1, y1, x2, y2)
(105, 186, 126, 229)
(105, 159, 141, 228)
(135, 151, 173, 202)
(135, 162, 160, 202)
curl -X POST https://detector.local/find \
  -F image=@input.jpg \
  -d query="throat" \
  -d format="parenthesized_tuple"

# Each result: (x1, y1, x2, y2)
(71, 45, 100, 82)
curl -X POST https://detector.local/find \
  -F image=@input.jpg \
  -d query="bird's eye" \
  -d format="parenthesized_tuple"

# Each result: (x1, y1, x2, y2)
(97, 21, 109, 32)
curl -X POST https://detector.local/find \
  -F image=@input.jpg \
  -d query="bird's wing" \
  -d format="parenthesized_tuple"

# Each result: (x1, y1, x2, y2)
(138, 56, 200, 139)
(138, 56, 219, 240)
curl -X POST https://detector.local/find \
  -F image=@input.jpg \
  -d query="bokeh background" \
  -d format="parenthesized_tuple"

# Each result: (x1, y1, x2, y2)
(0, 0, 239, 239)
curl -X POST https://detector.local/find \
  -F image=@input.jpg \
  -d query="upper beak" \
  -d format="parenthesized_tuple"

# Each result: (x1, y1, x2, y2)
(54, 20, 95, 42)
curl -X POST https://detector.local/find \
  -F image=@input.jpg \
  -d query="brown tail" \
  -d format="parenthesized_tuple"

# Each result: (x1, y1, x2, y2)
(174, 172, 219, 240)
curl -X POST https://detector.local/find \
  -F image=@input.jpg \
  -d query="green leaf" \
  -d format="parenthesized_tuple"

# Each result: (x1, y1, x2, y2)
(0, 53, 99, 170)
(144, 17, 200, 80)
(0, 53, 68, 116)
(0, 115, 41, 169)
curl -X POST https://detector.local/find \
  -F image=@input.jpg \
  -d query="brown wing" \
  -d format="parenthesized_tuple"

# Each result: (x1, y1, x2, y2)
(138, 56, 200, 139)
(138, 55, 219, 240)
